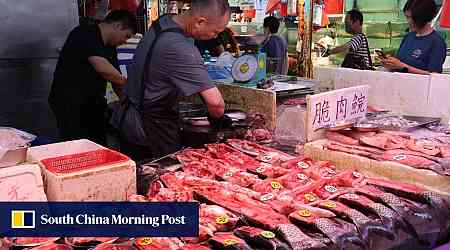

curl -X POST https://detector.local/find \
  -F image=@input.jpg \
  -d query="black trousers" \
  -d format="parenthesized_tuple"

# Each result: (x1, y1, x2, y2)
(50, 99, 107, 146)
(119, 117, 182, 162)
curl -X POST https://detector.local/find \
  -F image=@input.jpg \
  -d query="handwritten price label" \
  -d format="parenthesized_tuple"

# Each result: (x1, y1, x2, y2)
(271, 181, 283, 189)
(223, 239, 238, 246)
(261, 231, 276, 239)
(308, 85, 369, 130)
(216, 215, 229, 225)
(304, 193, 316, 202)
(136, 237, 152, 246)
(324, 201, 337, 209)
(298, 209, 312, 217)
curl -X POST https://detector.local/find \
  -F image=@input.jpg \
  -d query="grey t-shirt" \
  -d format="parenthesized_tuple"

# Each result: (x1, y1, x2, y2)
(141, 15, 215, 119)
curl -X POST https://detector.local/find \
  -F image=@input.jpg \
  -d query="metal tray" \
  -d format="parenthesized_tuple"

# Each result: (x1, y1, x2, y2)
(365, 115, 441, 132)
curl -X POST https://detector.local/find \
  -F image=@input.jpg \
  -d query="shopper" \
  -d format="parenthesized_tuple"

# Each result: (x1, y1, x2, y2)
(49, 10, 136, 145)
(116, 0, 232, 160)
(261, 16, 288, 75)
(195, 27, 240, 57)
(380, 0, 446, 74)
(320, 9, 372, 70)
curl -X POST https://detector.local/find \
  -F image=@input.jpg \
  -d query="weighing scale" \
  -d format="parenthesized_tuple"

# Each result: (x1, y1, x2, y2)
(229, 51, 267, 87)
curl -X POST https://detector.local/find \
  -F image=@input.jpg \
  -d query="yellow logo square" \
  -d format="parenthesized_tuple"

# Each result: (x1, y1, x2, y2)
(11, 210, 35, 229)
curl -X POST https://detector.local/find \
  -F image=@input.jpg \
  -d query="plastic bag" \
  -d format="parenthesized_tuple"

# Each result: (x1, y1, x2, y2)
(0, 127, 36, 159)
(274, 105, 307, 147)
(206, 64, 234, 84)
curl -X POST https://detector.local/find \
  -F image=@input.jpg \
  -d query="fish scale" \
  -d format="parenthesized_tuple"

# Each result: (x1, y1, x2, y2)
(277, 224, 327, 250)
(380, 193, 407, 209)
(368, 203, 397, 220)
(314, 218, 340, 237)
(345, 209, 372, 226)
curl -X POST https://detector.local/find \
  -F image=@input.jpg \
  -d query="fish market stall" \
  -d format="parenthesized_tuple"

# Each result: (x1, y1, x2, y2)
(0, 123, 449, 249)
(127, 139, 449, 249)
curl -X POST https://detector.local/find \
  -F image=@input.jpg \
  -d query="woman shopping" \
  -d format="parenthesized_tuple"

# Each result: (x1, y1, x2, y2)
(380, 0, 447, 74)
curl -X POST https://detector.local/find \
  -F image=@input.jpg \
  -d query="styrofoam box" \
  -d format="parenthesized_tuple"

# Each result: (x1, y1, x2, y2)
(27, 139, 105, 163)
(41, 158, 137, 202)
(0, 164, 47, 201)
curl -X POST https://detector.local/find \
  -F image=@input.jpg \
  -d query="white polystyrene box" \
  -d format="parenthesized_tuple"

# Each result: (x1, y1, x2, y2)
(39, 152, 137, 202)
(0, 164, 47, 201)
(41, 160, 137, 202)
(27, 139, 105, 163)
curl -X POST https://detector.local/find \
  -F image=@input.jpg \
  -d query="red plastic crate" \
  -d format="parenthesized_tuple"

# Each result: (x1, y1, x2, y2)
(41, 149, 130, 174)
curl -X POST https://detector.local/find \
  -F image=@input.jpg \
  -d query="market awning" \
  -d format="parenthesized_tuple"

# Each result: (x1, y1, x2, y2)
(441, 0, 450, 28)
(266, 0, 281, 13)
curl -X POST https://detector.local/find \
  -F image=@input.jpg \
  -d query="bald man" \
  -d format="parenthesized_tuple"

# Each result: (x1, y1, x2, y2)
(121, 0, 231, 160)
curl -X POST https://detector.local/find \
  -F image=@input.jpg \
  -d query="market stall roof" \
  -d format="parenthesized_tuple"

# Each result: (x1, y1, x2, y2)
(441, 0, 450, 28)
(266, 0, 281, 13)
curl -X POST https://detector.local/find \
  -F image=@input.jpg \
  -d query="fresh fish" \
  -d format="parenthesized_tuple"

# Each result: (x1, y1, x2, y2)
(180, 244, 212, 250)
(338, 193, 420, 241)
(289, 208, 364, 248)
(276, 224, 328, 250)
(209, 233, 252, 250)
(366, 178, 449, 213)
(317, 200, 396, 243)
(226, 139, 295, 163)
(234, 226, 290, 250)
(325, 131, 359, 145)
(372, 152, 445, 175)
(355, 185, 434, 241)
(406, 139, 440, 156)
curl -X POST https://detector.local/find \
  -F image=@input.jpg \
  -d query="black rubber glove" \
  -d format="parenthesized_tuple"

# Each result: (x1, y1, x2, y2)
(208, 114, 233, 130)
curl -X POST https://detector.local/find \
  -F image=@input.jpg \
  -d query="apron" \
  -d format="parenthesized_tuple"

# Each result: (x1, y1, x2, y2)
(142, 114, 182, 159)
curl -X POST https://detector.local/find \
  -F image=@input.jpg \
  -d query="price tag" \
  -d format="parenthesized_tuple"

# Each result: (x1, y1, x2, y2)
(216, 215, 229, 225)
(271, 181, 282, 189)
(324, 185, 337, 193)
(298, 209, 312, 217)
(223, 172, 234, 178)
(344, 193, 359, 200)
(261, 231, 276, 239)
(327, 169, 336, 175)
(136, 237, 152, 246)
(256, 166, 266, 173)
(297, 162, 309, 169)
(308, 85, 369, 131)
(352, 171, 361, 178)
(393, 155, 407, 161)
(324, 201, 337, 208)
(262, 154, 273, 162)
(297, 173, 308, 180)
(304, 193, 316, 202)
(260, 193, 274, 202)
(224, 239, 238, 246)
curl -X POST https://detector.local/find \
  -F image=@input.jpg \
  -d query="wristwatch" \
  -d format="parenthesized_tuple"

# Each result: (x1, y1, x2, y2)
(399, 67, 408, 73)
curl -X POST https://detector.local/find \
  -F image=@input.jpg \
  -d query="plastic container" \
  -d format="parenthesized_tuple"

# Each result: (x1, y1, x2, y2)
(0, 164, 47, 201)
(27, 139, 105, 164)
(0, 146, 28, 168)
(0, 127, 36, 168)
(39, 149, 136, 201)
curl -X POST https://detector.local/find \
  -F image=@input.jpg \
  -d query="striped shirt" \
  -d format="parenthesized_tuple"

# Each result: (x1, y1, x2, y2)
(346, 33, 371, 69)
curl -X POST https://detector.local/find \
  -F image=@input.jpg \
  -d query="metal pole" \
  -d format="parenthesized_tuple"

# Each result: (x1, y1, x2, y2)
(307, 0, 314, 78)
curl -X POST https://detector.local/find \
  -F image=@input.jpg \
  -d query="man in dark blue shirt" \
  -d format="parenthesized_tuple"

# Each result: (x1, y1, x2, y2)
(381, 0, 447, 74)
(261, 16, 288, 75)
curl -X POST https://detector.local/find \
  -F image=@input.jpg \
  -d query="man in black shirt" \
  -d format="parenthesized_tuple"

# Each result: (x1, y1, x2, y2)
(49, 10, 137, 145)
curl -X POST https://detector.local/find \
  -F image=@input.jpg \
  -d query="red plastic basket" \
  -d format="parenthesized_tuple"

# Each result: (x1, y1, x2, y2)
(41, 149, 130, 174)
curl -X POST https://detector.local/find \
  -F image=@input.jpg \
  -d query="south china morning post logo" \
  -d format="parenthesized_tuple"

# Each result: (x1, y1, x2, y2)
(11, 210, 35, 229)
(1, 202, 199, 237)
